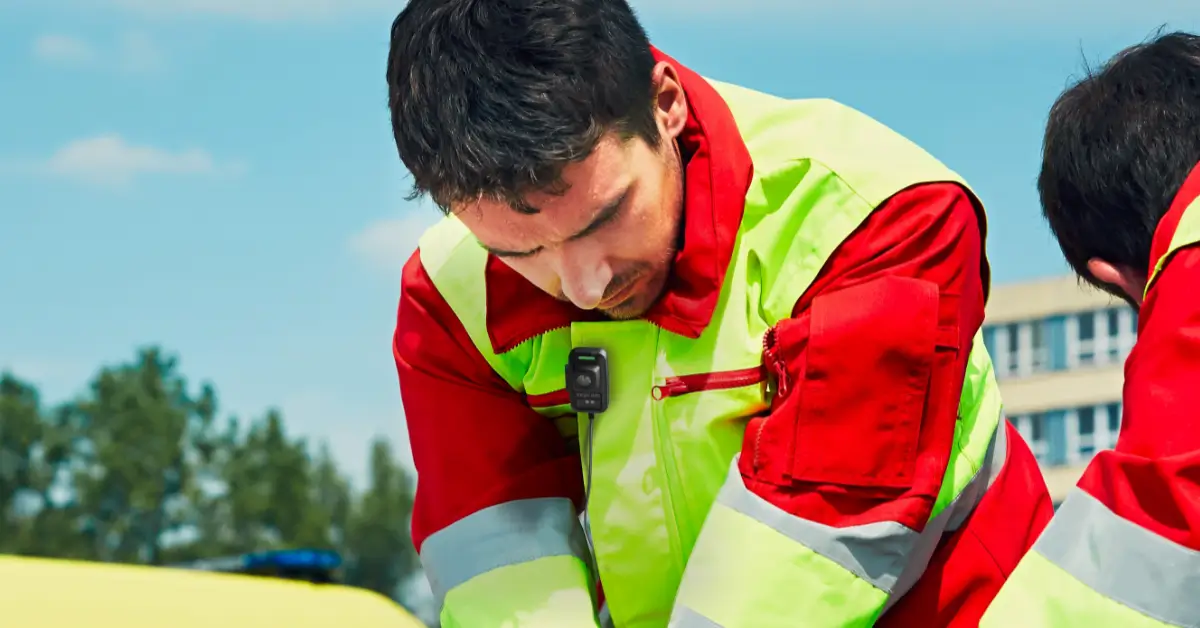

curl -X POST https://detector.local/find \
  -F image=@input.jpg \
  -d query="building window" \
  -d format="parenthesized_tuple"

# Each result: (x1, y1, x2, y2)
(1077, 406, 1096, 458)
(983, 326, 996, 361)
(1077, 312, 1096, 366)
(1106, 309, 1121, 361)
(1106, 402, 1122, 449)
(1018, 413, 1048, 462)
(1006, 322, 1020, 376)
(1030, 319, 1048, 372)
(1046, 315, 1068, 371)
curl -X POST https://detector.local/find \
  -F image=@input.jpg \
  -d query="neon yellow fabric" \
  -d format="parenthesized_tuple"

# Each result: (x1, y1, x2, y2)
(570, 320, 676, 624)
(938, 333, 1005, 519)
(1145, 196, 1200, 296)
(0, 555, 424, 627)
(419, 78, 999, 627)
(440, 556, 598, 628)
(675, 500, 888, 628)
(981, 551, 1172, 628)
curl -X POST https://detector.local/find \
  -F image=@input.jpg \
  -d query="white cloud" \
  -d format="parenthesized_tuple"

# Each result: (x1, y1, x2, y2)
(350, 209, 442, 277)
(32, 32, 166, 74)
(32, 34, 97, 67)
(12, 134, 244, 187)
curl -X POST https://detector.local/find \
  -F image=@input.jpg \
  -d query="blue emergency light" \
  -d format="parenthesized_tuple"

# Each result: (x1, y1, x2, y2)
(171, 548, 342, 574)
(242, 549, 342, 571)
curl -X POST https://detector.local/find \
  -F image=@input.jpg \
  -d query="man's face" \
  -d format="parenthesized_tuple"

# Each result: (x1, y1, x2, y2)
(456, 130, 685, 320)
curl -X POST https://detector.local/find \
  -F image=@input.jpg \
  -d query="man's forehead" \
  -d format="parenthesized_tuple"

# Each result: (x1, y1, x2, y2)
(524, 140, 632, 210)
(466, 182, 616, 232)
(473, 157, 628, 220)
(462, 185, 630, 258)
(456, 136, 634, 247)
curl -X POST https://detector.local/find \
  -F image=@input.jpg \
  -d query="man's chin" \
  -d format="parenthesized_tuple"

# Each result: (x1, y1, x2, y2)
(600, 296, 652, 320)
(601, 274, 668, 320)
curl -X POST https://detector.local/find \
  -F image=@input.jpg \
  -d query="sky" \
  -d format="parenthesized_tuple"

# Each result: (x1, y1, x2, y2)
(2, 0, 1199, 488)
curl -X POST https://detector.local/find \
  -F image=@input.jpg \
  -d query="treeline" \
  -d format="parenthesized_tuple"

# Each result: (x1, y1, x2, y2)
(0, 346, 421, 610)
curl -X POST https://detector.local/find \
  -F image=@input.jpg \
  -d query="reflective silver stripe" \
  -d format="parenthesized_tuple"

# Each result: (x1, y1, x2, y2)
(420, 497, 591, 607)
(669, 606, 724, 628)
(881, 420, 1007, 612)
(716, 420, 1006, 600)
(1035, 487, 1200, 627)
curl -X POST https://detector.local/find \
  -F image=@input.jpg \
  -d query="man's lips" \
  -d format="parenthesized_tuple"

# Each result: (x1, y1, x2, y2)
(599, 278, 640, 308)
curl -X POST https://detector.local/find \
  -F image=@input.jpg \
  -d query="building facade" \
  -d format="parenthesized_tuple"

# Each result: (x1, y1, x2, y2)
(983, 275, 1135, 506)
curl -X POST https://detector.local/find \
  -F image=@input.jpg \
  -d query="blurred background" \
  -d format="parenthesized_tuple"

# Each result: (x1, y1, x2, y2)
(2, 1, 1199, 625)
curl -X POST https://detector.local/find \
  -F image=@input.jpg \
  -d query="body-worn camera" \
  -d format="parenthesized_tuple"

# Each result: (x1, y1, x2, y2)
(566, 347, 609, 413)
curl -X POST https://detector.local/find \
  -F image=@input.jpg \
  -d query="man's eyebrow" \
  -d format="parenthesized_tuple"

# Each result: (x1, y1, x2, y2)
(484, 243, 541, 258)
(567, 187, 629, 242)
(482, 187, 630, 259)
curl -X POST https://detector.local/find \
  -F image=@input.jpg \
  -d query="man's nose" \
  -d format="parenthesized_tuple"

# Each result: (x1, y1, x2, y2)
(558, 253, 613, 311)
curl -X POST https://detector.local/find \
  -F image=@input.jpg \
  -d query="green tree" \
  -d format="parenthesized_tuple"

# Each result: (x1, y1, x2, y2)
(0, 374, 44, 551)
(207, 409, 329, 552)
(310, 442, 353, 549)
(343, 437, 420, 605)
(67, 347, 219, 565)
(0, 374, 88, 558)
(1, 346, 425, 616)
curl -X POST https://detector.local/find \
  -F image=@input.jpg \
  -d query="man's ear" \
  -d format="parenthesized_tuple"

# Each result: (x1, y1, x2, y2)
(650, 61, 687, 141)
(1087, 258, 1147, 306)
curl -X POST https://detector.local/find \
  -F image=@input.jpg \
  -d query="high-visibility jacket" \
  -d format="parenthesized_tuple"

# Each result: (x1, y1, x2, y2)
(401, 48, 1051, 627)
(981, 164, 1200, 627)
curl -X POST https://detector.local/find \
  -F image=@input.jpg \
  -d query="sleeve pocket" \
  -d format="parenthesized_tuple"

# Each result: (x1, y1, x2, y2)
(788, 276, 940, 489)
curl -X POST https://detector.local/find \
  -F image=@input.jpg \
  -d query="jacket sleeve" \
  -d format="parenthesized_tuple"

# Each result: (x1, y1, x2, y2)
(394, 253, 599, 628)
(669, 183, 989, 627)
(981, 245, 1200, 627)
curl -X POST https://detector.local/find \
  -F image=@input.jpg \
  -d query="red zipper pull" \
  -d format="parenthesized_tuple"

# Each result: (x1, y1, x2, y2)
(762, 326, 790, 400)
(652, 379, 689, 400)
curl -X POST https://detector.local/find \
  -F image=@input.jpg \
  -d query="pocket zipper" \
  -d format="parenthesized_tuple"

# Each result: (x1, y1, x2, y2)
(753, 325, 789, 472)
(762, 325, 790, 401)
(651, 366, 767, 400)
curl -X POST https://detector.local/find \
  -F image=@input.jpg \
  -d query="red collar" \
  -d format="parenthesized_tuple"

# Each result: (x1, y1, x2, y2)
(1149, 161, 1200, 278)
(483, 47, 754, 353)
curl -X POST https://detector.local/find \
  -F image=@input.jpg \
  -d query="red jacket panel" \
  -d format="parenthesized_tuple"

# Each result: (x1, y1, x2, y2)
(1073, 162, 1200, 552)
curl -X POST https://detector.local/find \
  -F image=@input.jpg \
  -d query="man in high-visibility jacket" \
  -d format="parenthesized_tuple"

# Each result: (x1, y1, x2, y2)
(387, 1, 1053, 626)
(982, 31, 1200, 627)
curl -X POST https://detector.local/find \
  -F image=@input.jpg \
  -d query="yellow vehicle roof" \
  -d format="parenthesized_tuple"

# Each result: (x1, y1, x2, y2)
(0, 555, 427, 627)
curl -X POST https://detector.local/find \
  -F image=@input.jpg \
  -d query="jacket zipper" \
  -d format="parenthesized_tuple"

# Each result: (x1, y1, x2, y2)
(651, 365, 767, 400)
(753, 325, 789, 471)
(761, 325, 789, 400)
